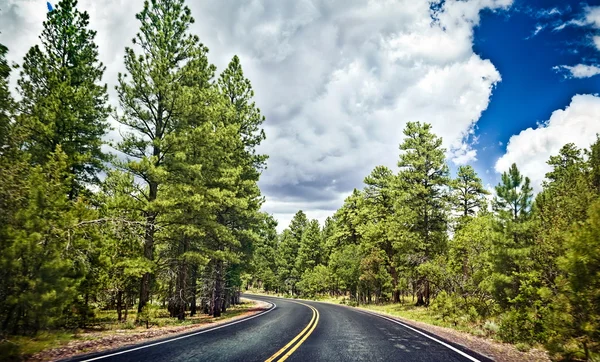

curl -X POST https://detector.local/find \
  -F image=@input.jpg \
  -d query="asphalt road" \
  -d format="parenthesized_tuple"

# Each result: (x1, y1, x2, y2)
(64, 295, 490, 362)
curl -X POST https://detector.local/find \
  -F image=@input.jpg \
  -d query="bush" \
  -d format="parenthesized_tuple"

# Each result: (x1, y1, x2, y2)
(497, 309, 535, 344)
(431, 291, 459, 326)
(137, 304, 160, 329)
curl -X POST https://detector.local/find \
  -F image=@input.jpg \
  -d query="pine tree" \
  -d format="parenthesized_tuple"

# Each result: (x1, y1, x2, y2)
(397, 121, 450, 305)
(0, 148, 91, 333)
(289, 210, 309, 243)
(16, 0, 110, 198)
(218, 55, 267, 169)
(490, 163, 535, 316)
(115, 0, 215, 314)
(494, 163, 533, 223)
(361, 166, 400, 301)
(556, 199, 600, 359)
(296, 219, 323, 274)
(451, 165, 489, 224)
(0, 42, 12, 148)
(209, 54, 267, 317)
(277, 229, 300, 295)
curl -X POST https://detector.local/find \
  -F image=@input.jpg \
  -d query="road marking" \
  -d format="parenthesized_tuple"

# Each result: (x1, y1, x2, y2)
(249, 295, 482, 362)
(276, 305, 319, 362)
(357, 309, 481, 362)
(264, 301, 319, 362)
(80, 300, 276, 362)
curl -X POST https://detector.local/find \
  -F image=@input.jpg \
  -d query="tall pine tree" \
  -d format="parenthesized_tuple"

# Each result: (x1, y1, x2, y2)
(115, 0, 215, 314)
(16, 0, 110, 198)
(397, 121, 450, 305)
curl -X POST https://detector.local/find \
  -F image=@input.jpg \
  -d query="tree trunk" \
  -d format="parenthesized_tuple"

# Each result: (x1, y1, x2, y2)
(117, 290, 123, 322)
(173, 236, 189, 321)
(391, 266, 400, 303)
(212, 260, 223, 317)
(190, 265, 197, 316)
(138, 181, 157, 315)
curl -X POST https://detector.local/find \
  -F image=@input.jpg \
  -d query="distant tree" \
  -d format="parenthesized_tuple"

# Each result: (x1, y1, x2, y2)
(296, 219, 323, 274)
(493, 163, 533, 223)
(451, 165, 489, 224)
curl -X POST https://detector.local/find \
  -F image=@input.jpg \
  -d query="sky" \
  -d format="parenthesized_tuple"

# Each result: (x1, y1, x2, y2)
(1, 0, 600, 231)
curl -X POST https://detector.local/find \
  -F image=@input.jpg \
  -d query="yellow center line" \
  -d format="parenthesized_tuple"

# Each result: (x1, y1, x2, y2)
(264, 302, 319, 362)
(276, 305, 320, 362)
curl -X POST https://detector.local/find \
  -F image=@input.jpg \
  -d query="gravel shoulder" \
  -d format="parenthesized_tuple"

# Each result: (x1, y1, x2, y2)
(26, 299, 270, 362)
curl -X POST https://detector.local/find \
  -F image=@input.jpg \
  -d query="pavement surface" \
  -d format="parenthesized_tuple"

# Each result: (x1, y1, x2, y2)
(63, 295, 491, 362)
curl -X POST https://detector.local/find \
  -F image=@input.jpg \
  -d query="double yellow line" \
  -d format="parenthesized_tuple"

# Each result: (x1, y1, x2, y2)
(264, 302, 320, 362)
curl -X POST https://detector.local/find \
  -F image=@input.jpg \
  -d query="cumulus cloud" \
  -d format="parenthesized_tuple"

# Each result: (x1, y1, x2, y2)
(495, 94, 600, 192)
(0, 0, 511, 231)
(553, 64, 600, 78)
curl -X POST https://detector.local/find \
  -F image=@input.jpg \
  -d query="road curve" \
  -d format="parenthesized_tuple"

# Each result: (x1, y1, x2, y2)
(253, 295, 491, 362)
(63, 295, 490, 362)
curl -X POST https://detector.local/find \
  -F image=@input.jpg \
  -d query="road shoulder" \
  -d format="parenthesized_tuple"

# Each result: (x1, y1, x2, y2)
(26, 299, 271, 362)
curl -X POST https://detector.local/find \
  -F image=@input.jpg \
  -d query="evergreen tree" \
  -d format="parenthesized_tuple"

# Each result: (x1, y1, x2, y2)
(296, 219, 323, 274)
(251, 214, 279, 291)
(115, 0, 214, 314)
(397, 121, 450, 305)
(493, 163, 533, 223)
(16, 0, 110, 198)
(217, 55, 267, 168)
(556, 199, 600, 360)
(451, 165, 489, 223)
(0, 148, 94, 333)
(360, 166, 400, 301)
(0, 42, 12, 148)
(277, 229, 300, 295)
(490, 163, 536, 328)
(289, 210, 309, 243)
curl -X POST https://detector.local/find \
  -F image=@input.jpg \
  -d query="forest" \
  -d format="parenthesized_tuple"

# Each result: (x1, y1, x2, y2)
(0, 0, 268, 340)
(0, 0, 599, 361)
(248, 122, 600, 360)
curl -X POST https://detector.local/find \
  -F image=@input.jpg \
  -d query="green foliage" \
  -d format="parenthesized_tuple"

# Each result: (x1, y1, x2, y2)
(553, 199, 600, 359)
(0, 148, 93, 333)
(0, 42, 13, 148)
(297, 265, 332, 297)
(451, 165, 489, 226)
(16, 0, 110, 197)
(296, 219, 324, 274)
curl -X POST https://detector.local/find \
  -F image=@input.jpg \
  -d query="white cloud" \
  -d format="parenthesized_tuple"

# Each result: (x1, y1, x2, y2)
(554, 5, 600, 31)
(594, 35, 600, 51)
(553, 64, 600, 78)
(584, 6, 600, 28)
(0, 0, 512, 230)
(528, 24, 545, 38)
(495, 94, 600, 192)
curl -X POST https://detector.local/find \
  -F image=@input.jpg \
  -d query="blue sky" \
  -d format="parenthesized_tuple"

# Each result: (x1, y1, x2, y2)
(472, 0, 600, 188)
(2, 0, 600, 230)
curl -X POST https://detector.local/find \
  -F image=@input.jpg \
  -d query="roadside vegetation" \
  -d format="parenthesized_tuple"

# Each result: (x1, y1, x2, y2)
(1, 0, 268, 360)
(246, 123, 600, 361)
(2, 301, 258, 361)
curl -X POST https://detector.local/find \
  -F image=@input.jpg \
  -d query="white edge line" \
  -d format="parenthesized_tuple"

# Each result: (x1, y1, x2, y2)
(80, 300, 276, 362)
(357, 309, 481, 362)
